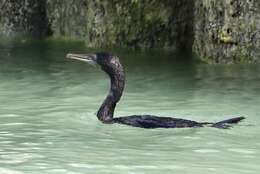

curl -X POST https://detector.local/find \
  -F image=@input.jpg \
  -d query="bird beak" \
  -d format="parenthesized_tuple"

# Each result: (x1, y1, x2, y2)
(66, 53, 98, 66)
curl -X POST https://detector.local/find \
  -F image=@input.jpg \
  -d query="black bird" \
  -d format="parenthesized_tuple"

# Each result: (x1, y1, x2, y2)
(67, 52, 245, 129)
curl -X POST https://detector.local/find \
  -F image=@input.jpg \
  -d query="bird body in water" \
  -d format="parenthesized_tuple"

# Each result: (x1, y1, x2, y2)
(66, 52, 245, 129)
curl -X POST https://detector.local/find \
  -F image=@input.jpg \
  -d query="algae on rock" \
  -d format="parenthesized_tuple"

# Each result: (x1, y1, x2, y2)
(0, 0, 50, 37)
(193, 0, 260, 63)
(0, 0, 259, 63)
(46, 0, 194, 50)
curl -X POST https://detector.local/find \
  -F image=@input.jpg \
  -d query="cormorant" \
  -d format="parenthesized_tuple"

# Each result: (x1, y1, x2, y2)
(66, 52, 245, 129)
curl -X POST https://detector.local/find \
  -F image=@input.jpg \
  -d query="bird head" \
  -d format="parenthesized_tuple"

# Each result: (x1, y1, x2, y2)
(66, 52, 123, 74)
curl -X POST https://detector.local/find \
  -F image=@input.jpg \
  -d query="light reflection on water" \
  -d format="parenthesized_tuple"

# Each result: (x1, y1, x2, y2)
(0, 40, 259, 174)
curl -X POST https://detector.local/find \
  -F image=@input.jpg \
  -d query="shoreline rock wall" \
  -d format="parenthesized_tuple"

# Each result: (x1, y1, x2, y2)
(193, 0, 260, 63)
(46, 0, 194, 51)
(0, 0, 259, 63)
(0, 0, 50, 37)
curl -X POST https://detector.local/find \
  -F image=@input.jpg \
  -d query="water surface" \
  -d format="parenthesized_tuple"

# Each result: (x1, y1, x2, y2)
(0, 40, 259, 174)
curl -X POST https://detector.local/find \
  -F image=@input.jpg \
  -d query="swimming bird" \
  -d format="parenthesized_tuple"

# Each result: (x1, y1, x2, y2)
(66, 52, 245, 129)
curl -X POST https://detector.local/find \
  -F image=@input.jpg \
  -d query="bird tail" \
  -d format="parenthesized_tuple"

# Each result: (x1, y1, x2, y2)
(202, 116, 245, 129)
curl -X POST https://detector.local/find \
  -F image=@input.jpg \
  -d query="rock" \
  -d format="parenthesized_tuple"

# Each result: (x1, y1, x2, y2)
(46, 0, 194, 51)
(0, 0, 51, 37)
(0, 0, 259, 63)
(193, 0, 260, 63)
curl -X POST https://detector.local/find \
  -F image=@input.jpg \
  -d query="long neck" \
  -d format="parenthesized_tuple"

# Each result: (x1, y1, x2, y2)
(97, 66, 125, 123)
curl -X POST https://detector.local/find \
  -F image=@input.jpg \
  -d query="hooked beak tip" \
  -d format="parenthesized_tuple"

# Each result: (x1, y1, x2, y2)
(66, 53, 74, 59)
(66, 54, 70, 59)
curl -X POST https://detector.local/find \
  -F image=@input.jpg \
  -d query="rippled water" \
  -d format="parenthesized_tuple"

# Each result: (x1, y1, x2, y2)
(0, 40, 259, 174)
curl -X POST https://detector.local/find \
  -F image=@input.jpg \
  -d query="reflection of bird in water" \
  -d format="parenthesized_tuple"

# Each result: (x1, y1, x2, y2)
(67, 52, 245, 129)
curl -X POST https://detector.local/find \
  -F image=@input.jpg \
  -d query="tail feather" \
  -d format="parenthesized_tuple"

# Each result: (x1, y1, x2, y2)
(211, 116, 245, 129)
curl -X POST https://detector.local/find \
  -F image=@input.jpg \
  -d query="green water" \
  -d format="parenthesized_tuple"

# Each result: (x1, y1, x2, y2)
(0, 40, 259, 174)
